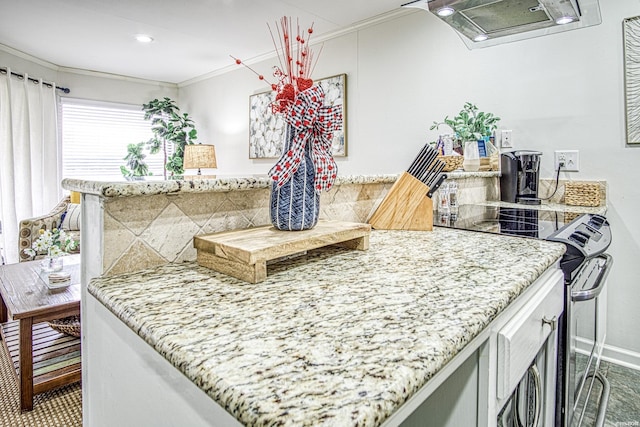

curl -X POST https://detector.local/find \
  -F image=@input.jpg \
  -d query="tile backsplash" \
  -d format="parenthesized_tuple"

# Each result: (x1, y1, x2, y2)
(102, 183, 393, 275)
(99, 175, 498, 276)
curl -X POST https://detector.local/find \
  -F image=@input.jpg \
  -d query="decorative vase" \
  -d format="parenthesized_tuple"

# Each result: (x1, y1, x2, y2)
(40, 249, 64, 273)
(269, 125, 320, 231)
(462, 140, 481, 172)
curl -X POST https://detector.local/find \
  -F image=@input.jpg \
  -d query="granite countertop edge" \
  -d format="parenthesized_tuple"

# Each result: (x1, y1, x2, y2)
(61, 172, 499, 198)
(87, 228, 566, 426)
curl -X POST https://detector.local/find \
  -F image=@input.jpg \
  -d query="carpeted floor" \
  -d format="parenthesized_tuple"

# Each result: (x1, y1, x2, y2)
(0, 340, 82, 427)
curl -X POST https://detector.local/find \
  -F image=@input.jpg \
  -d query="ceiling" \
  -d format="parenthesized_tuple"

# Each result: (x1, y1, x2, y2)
(0, 0, 409, 84)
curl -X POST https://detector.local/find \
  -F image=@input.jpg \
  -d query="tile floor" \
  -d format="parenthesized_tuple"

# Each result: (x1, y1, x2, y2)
(576, 358, 640, 427)
(602, 361, 640, 427)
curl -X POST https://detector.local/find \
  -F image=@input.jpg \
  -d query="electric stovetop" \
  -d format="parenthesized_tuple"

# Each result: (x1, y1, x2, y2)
(434, 204, 575, 240)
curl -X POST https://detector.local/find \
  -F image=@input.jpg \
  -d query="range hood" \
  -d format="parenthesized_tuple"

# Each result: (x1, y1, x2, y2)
(402, 0, 602, 49)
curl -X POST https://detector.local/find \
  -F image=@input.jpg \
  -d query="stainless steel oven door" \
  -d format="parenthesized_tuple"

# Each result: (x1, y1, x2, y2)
(568, 254, 612, 427)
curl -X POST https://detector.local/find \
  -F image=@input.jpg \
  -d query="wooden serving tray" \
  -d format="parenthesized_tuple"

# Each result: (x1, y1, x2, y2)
(193, 220, 371, 283)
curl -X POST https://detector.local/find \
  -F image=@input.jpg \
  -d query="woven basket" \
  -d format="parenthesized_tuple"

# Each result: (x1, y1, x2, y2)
(439, 155, 464, 172)
(565, 182, 601, 207)
(48, 315, 81, 338)
(564, 211, 581, 223)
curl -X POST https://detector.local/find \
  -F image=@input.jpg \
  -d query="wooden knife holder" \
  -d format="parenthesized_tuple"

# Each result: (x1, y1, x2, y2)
(368, 172, 434, 231)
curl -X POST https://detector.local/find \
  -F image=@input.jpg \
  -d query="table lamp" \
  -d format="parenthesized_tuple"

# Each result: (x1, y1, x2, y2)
(69, 191, 81, 204)
(183, 144, 217, 175)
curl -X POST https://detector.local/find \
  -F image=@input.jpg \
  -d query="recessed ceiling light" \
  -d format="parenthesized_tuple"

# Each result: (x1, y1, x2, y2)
(135, 34, 154, 43)
(436, 7, 455, 17)
(556, 16, 576, 25)
(474, 34, 489, 42)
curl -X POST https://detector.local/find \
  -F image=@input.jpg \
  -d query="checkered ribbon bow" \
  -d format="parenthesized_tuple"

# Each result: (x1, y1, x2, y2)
(268, 85, 343, 193)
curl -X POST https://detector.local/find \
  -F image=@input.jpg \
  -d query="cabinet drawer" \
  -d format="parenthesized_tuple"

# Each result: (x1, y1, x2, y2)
(497, 271, 564, 399)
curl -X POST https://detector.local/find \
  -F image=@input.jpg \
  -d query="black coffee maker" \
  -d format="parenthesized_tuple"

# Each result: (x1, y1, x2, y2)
(500, 150, 543, 205)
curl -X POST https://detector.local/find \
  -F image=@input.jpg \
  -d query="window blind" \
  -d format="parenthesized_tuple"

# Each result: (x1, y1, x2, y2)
(61, 98, 170, 180)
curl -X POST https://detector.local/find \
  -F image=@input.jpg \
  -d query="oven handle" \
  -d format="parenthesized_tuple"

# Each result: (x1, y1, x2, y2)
(571, 254, 613, 302)
(514, 363, 542, 427)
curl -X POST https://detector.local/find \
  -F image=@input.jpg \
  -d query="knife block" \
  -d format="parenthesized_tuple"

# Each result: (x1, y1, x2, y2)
(368, 172, 434, 231)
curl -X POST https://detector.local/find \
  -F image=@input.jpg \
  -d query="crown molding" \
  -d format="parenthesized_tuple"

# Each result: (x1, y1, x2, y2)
(178, 8, 415, 88)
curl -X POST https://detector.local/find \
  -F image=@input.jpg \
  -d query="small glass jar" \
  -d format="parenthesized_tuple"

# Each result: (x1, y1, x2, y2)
(448, 181, 458, 211)
(438, 211, 450, 226)
(442, 134, 454, 156)
(438, 182, 450, 214)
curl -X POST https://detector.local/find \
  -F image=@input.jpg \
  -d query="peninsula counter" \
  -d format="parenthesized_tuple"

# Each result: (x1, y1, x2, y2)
(85, 228, 565, 426)
(61, 172, 570, 426)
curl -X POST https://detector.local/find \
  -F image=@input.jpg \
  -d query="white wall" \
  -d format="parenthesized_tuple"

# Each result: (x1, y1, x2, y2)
(180, 2, 640, 363)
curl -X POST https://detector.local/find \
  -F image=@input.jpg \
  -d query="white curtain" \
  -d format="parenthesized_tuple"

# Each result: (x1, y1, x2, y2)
(0, 68, 62, 264)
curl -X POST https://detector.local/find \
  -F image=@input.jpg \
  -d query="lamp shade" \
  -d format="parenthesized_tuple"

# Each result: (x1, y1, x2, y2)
(69, 191, 81, 204)
(184, 144, 217, 171)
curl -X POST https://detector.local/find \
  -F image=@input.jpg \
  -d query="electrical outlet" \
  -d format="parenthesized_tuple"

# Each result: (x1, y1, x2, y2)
(501, 130, 513, 148)
(554, 150, 579, 172)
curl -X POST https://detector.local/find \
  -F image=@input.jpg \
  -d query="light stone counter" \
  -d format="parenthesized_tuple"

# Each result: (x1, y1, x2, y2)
(63, 175, 397, 198)
(88, 228, 565, 427)
(62, 173, 497, 199)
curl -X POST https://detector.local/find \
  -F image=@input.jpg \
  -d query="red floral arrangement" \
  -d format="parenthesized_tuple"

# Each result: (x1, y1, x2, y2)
(232, 17, 320, 115)
(233, 17, 342, 193)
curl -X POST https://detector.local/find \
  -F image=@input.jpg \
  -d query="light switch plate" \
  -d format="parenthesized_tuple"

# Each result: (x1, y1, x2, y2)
(501, 130, 513, 148)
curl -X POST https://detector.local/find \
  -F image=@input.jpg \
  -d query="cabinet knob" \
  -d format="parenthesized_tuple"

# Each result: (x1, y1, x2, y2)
(542, 315, 557, 331)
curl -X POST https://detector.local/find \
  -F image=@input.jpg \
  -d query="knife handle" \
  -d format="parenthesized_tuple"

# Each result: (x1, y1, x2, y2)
(426, 173, 448, 198)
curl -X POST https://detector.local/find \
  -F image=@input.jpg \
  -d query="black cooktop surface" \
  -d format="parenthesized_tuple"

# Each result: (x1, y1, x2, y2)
(435, 204, 574, 240)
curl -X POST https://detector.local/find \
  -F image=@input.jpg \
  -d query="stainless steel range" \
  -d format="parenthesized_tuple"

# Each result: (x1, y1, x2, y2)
(547, 213, 612, 427)
(436, 205, 613, 427)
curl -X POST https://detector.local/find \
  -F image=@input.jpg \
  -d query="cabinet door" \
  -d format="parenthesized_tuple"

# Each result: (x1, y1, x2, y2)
(497, 271, 564, 399)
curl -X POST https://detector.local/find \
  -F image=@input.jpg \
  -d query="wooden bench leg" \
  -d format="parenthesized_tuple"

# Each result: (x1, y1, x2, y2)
(197, 251, 267, 284)
(19, 318, 34, 411)
(333, 235, 370, 251)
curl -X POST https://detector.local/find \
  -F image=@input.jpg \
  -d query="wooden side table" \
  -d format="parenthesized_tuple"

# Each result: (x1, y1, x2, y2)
(0, 255, 81, 411)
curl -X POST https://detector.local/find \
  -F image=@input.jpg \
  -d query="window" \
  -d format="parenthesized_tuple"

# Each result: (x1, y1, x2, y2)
(60, 98, 170, 180)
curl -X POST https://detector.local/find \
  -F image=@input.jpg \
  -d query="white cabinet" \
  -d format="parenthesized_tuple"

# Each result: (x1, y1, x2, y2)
(497, 274, 563, 399)
(495, 270, 564, 426)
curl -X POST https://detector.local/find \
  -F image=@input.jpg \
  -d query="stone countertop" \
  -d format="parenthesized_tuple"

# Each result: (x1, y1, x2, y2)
(61, 175, 395, 198)
(61, 172, 498, 199)
(88, 228, 565, 426)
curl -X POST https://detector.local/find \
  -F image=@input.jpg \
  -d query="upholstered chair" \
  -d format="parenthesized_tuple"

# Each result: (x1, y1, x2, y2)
(18, 196, 81, 262)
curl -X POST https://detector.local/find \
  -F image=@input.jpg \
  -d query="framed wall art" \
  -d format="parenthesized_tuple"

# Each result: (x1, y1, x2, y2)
(624, 16, 640, 145)
(248, 73, 347, 158)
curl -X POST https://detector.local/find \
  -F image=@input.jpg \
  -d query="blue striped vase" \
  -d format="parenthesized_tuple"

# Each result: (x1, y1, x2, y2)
(269, 126, 320, 231)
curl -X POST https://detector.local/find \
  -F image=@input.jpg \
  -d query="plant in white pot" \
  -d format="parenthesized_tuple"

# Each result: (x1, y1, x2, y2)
(431, 102, 501, 171)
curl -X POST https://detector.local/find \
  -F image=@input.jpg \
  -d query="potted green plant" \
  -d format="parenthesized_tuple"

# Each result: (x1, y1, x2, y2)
(120, 97, 198, 179)
(143, 97, 198, 177)
(430, 102, 500, 142)
(430, 102, 501, 171)
(120, 142, 150, 179)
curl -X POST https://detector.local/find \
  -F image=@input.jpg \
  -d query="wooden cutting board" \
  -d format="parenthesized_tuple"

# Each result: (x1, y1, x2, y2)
(194, 220, 371, 283)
